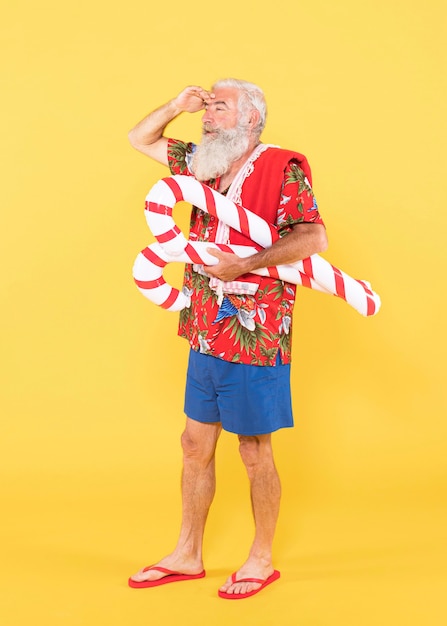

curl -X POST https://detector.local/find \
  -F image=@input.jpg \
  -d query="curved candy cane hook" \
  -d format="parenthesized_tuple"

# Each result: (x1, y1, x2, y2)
(133, 175, 381, 316)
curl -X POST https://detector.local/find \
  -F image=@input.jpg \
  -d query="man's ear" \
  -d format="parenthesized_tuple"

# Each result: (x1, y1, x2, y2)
(248, 109, 261, 129)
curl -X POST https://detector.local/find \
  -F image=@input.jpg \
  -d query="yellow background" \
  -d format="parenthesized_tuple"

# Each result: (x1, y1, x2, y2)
(1, 1, 446, 624)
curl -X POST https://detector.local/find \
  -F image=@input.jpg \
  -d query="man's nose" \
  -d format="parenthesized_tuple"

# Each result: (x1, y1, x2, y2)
(202, 108, 213, 123)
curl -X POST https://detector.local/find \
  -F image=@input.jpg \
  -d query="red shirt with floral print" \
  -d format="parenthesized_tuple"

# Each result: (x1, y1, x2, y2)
(167, 138, 324, 366)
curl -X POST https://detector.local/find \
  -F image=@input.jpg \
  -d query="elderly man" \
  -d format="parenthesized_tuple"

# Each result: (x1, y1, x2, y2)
(128, 79, 328, 599)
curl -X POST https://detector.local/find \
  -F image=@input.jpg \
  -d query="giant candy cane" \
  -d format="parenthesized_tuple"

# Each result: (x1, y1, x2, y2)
(132, 175, 381, 316)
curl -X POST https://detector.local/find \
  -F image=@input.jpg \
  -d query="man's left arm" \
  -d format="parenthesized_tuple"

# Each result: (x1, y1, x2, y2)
(204, 222, 328, 282)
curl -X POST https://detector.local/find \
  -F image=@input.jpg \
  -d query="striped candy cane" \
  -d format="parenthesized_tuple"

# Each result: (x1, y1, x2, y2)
(133, 175, 381, 316)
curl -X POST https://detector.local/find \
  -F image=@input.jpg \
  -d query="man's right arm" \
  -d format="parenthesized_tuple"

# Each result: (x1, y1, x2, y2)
(128, 86, 215, 165)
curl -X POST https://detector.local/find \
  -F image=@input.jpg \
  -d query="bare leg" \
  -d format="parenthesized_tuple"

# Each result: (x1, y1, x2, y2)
(219, 433, 281, 596)
(130, 417, 222, 583)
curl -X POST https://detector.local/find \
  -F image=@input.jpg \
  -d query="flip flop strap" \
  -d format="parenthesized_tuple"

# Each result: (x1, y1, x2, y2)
(142, 565, 179, 575)
(231, 573, 264, 584)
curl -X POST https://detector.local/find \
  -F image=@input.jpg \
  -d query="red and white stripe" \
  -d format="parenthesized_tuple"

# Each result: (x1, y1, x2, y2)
(133, 175, 381, 316)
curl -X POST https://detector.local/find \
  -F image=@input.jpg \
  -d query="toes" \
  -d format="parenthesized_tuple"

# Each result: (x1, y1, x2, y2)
(236, 582, 260, 596)
(219, 578, 232, 593)
(130, 567, 159, 583)
(130, 570, 148, 582)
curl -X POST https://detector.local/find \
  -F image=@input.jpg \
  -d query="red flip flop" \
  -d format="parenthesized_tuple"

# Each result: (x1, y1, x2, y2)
(128, 565, 206, 588)
(218, 569, 280, 599)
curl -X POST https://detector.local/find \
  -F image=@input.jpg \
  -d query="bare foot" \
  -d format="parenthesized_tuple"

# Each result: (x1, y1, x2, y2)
(219, 557, 275, 597)
(130, 554, 204, 584)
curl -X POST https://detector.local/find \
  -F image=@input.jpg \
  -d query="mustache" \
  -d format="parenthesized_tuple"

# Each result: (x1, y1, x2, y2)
(202, 123, 220, 135)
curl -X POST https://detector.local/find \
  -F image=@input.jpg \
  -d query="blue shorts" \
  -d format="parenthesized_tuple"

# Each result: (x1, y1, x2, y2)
(184, 349, 294, 436)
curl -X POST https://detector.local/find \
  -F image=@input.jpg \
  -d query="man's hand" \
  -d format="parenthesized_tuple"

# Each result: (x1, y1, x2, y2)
(173, 86, 216, 114)
(203, 223, 328, 282)
(204, 248, 249, 282)
(128, 85, 216, 163)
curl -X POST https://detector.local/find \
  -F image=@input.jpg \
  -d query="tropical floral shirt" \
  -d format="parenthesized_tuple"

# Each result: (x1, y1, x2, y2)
(167, 138, 324, 366)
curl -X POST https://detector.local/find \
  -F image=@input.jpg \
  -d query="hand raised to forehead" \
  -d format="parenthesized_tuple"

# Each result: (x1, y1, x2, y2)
(173, 86, 216, 113)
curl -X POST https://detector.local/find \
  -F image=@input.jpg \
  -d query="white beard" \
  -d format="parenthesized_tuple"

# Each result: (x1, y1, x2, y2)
(191, 124, 250, 182)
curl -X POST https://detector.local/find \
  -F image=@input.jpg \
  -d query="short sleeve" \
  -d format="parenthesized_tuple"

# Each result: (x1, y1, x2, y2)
(277, 159, 324, 233)
(167, 138, 195, 175)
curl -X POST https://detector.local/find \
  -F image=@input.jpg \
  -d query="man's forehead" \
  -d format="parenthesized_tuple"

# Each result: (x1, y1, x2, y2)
(210, 87, 240, 107)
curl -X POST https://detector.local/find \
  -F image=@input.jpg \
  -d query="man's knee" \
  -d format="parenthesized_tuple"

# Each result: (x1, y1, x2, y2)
(181, 429, 204, 459)
(238, 434, 274, 473)
(181, 420, 220, 463)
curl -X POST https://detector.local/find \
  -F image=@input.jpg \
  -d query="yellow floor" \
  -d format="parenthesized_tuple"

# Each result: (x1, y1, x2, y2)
(3, 464, 446, 626)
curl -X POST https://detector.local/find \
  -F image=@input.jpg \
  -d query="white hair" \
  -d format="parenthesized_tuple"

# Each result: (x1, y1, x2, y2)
(212, 78, 267, 138)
